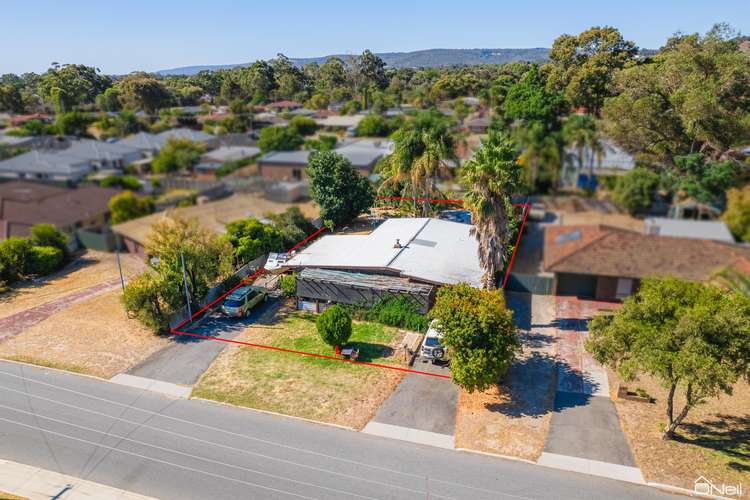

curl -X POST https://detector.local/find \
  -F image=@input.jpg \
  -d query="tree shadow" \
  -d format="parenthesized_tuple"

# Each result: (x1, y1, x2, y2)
(505, 291, 532, 331)
(484, 353, 597, 418)
(531, 317, 592, 333)
(344, 341, 394, 363)
(676, 414, 750, 472)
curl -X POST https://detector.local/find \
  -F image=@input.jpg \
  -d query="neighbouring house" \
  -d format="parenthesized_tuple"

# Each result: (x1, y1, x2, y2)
(0, 138, 145, 183)
(10, 113, 52, 127)
(562, 138, 636, 189)
(195, 146, 261, 175)
(644, 217, 735, 243)
(117, 128, 218, 156)
(257, 139, 393, 181)
(0, 180, 119, 239)
(0, 133, 34, 149)
(313, 114, 365, 129)
(543, 224, 750, 300)
(112, 193, 319, 256)
(464, 115, 490, 134)
(668, 198, 722, 220)
(286, 217, 485, 289)
(268, 100, 303, 112)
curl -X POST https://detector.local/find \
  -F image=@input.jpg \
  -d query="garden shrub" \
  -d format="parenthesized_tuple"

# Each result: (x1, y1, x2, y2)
(280, 273, 297, 297)
(0, 237, 32, 282)
(316, 305, 352, 349)
(27, 246, 64, 275)
(348, 296, 428, 332)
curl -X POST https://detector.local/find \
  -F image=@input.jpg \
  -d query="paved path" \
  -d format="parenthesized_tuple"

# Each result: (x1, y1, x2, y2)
(0, 360, 674, 500)
(121, 299, 280, 392)
(541, 297, 642, 483)
(364, 359, 458, 449)
(0, 279, 121, 342)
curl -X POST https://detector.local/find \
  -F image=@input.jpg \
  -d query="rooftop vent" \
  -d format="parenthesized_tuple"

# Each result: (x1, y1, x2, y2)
(555, 229, 582, 243)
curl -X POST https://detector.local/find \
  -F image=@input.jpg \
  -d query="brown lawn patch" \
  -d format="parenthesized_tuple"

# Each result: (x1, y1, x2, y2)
(193, 311, 405, 429)
(609, 369, 750, 491)
(0, 250, 144, 320)
(0, 289, 169, 378)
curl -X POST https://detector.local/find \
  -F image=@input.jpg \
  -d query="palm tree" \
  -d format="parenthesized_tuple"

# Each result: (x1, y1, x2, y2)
(381, 110, 458, 215)
(461, 132, 523, 289)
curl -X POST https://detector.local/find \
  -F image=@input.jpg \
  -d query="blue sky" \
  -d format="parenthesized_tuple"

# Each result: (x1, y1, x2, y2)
(2, 0, 747, 74)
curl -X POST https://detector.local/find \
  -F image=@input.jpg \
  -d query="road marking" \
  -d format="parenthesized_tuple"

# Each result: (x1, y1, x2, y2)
(109, 373, 193, 398)
(0, 384, 450, 499)
(363, 421, 455, 449)
(0, 416, 317, 500)
(0, 367, 530, 500)
(538, 452, 645, 484)
(0, 405, 383, 500)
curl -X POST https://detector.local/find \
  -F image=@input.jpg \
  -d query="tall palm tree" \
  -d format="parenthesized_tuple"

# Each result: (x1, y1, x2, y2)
(461, 133, 523, 289)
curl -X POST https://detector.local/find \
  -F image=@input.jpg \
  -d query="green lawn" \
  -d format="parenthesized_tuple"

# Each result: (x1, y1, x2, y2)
(192, 312, 406, 429)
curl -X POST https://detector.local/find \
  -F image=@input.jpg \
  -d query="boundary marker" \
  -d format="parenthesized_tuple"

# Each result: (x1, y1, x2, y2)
(170, 198, 530, 379)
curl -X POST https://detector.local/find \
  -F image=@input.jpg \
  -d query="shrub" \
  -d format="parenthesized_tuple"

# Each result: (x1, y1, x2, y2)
(358, 296, 428, 331)
(109, 191, 155, 224)
(289, 116, 318, 136)
(0, 237, 32, 282)
(613, 167, 659, 215)
(356, 114, 389, 137)
(27, 246, 64, 275)
(30, 224, 68, 255)
(316, 305, 352, 349)
(280, 273, 297, 297)
(258, 126, 304, 153)
(101, 175, 142, 191)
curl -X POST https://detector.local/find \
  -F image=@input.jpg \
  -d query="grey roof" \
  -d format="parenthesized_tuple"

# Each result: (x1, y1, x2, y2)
(258, 139, 392, 170)
(54, 139, 143, 163)
(298, 268, 435, 295)
(0, 150, 92, 179)
(644, 218, 735, 243)
(118, 128, 215, 153)
(202, 146, 260, 163)
(287, 218, 484, 287)
(157, 128, 215, 143)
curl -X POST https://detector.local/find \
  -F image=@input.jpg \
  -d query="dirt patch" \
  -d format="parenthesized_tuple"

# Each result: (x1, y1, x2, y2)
(609, 369, 750, 491)
(0, 290, 169, 378)
(0, 250, 144, 320)
(193, 312, 405, 429)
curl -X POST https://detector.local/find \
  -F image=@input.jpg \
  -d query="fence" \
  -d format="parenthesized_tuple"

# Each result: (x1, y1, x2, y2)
(504, 273, 554, 295)
(168, 253, 268, 329)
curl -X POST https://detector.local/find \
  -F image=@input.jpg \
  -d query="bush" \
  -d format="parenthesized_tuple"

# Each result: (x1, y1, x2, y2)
(356, 114, 389, 137)
(109, 191, 155, 224)
(30, 224, 68, 255)
(613, 167, 660, 215)
(101, 175, 142, 191)
(216, 158, 254, 178)
(27, 246, 64, 275)
(316, 305, 352, 349)
(289, 116, 318, 136)
(280, 273, 297, 297)
(258, 126, 304, 153)
(353, 296, 428, 331)
(0, 237, 32, 282)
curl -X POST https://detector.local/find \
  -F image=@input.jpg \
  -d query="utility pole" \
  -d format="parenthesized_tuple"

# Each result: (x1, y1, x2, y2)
(180, 252, 192, 322)
(115, 234, 125, 292)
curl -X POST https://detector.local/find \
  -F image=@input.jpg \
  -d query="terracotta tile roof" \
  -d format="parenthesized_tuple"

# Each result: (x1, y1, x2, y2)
(0, 181, 119, 239)
(544, 224, 750, 282)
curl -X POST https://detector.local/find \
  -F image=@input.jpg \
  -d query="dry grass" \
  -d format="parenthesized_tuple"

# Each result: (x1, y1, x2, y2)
(0, 289, 169, 378)
(0, 250, 143, 320)
(0, 492, 27, 500)
(609, 369, 750, 491)
(193, 311, 405, 429)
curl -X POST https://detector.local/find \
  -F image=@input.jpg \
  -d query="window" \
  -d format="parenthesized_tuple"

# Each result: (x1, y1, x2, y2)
(615, 278, 633, 300)
(292, 169, 302, 180)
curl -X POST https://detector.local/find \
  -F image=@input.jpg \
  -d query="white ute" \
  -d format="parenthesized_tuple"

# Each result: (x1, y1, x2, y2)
(420, 319, 446, 363)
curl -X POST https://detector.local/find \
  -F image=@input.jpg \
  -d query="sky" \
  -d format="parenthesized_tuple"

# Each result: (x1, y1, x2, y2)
(1, 0, 748, 74)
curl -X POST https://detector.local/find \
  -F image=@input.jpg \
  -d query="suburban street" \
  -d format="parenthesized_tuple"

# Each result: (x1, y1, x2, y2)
(0, 360, 678, 500)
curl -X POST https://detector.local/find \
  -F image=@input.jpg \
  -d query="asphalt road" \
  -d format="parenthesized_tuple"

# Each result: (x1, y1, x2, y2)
(0, 361, 678, 500)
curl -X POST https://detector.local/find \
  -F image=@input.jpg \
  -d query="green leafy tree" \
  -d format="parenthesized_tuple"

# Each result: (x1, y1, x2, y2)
(669, 153, 741, 205)
(544, 26, 637, 115)
(430, 283, 520, 392)
(151, 139, 204, 174)
(108, 191, 155, 224)
(258, 126, 304, 153)
(306, 151, 375, 227)
(271, 54, 307, 100)
(122, 270, 169, 331)
(316, 305, 353, 350)
(116, 73, 171, 113)
(461, 133, 523, 289)
(288, 115, 317, 136)
(356, 114, 390, 137)
(55, 111, 93, 137)
(612, 167, 660, 214)
(37, 64, 112, 110)
(95, 87, 122, 111)
(0, 83, 25, 113)
(602, 24, 750, 166)
(266, 207, 316, 248)
(223, 217, 284, 264)
(586, 277, 750, 439)
(304, 134, 337, 152)
(354, 50, 388, 108)
(723, 185, 750, 242)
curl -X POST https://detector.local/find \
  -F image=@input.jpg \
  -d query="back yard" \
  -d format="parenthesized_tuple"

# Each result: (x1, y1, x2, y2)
(193, 307, 407, 429)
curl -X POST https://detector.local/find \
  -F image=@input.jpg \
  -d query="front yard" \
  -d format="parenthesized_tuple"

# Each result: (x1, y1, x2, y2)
(193, 308, 407, 429)
(609, 370, 750, 491)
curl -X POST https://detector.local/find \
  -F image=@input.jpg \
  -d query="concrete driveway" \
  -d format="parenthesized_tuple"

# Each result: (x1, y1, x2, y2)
(112, 298, 281, 397)
(364, 359, 458, 449)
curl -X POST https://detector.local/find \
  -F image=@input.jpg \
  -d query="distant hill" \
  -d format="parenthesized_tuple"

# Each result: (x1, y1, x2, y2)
(156, 48, 551, 75)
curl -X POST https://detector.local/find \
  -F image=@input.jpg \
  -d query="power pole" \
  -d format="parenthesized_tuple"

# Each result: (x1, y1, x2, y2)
(180, 252, 192, 322)
(115, 234, 125, 292)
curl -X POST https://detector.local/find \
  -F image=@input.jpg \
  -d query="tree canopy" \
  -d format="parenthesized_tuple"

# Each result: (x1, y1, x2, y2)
(306, 151, 374, 227)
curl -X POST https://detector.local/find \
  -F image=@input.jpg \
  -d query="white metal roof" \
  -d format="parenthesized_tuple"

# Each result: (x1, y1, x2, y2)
(644, 217, 735, 243)
(286, 218, 484, 287)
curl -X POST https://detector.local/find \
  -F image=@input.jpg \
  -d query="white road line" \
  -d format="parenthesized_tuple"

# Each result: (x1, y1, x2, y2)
(0, 384, 448, 499)
(0, 404, 380, 500)
(0, 367, 530, 500)
(0, 416, 316, 500)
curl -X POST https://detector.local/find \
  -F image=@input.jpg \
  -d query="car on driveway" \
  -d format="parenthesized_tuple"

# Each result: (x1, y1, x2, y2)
(420, 320, 446, 363)
(221, 286, 267, 317)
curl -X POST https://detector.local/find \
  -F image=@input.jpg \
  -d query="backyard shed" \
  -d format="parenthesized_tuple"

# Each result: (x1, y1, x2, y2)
(296, 268, 435, 313)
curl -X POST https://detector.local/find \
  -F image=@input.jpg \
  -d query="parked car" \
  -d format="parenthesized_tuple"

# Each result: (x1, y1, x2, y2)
(421, 320, 446, 363)
(221, 286, 267, 317)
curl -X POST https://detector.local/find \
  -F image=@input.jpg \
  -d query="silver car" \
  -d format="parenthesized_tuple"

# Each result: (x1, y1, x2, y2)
(421, 320, 446, 362)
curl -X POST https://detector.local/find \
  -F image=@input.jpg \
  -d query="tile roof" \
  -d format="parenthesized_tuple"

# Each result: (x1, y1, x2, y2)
(544, 224, 750, 282)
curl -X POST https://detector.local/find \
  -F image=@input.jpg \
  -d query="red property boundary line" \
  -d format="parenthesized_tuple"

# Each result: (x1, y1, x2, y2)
(169, 198, 529, 379)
